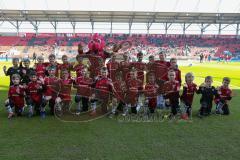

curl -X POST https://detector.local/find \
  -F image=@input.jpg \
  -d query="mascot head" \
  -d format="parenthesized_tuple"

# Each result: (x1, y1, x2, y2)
(88, 33, 105, 53)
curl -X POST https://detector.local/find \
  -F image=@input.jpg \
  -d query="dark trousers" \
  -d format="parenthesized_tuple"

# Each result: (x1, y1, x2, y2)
(75, 95, 89, 112)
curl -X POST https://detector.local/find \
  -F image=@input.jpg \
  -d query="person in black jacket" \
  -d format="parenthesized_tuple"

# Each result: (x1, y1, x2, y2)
(197, 76, 218, 118)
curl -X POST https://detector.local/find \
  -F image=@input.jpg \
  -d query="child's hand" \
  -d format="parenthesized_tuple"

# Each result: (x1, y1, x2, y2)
(39, 77, 44, 84)
(91, 94, 96, 99)
(183, 83, 188, 88)
(22, 69, 27, 75)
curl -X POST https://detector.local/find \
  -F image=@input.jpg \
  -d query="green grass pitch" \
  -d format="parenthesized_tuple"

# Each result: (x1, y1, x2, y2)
(0, 61, 239, 160)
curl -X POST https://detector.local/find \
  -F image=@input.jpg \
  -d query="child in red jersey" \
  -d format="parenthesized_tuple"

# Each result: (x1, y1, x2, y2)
(74, 67, 93, 114)
(55, 70, 74, 115)
(106, 54, 120, 82)
(146, 55, 155, 83)
(34, 56, 46, 78)
(120, 53, 131, 82)
(5, 74, 25, 118)
(26, 71, 43, 117)
(130, 51, 146, 86)
(44, 54, 59, 77)
(73, 55, 85, 78)
(91, 67, 113, 115)
(180, 72, 198, 119)
(215, 77, 232, 115)
(124, 68, 143, 115)
(163, 70, 181, 117)
(112, 71, 127, 115)
(144, 73, 159, 113)
(39, 67, 60, 118)
(58, 55, 73, 78)
(169, 58, 181, 84)
(154, 51, 171, 109)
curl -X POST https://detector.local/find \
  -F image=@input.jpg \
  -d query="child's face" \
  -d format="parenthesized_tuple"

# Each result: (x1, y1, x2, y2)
(170, 59, 177, 68)
(101, 70, 108, 77)
(130, 71, 137, 79)
(48, 69, 56, 76)
(149, 57, 154, 63)
(23, 61, 30, 68)
(12, 77, 20, 85)
(205, 79, 212, 87)
(49, 56, 55, 64)
(148, 76, 155, 83)
(223, 80, 229, 87)
(62, 57, 68, 64)
(168, 72, 176, 81)
(186, 75, 194, 83)
(62, 72, 69, 79)
(31, 75, 37, 82)
(77, 57, 83, 64)
(159, 54, 165, 61)
(12, 60, 19, 67)
(123, 55, 128, 61)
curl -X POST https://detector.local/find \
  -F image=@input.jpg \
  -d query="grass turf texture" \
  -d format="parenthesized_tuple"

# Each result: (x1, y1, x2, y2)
(0, 61, 239, 160)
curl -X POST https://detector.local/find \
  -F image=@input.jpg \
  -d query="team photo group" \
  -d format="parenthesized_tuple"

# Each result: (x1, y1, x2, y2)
(3, 35, 233, 121)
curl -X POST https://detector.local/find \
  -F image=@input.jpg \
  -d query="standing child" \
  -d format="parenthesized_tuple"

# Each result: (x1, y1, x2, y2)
(74, 67, 93, 114)
(197, 76, 218, 118)
(106, 54, 120, 82)
(144, 73, 158, 113)
(58, 55, 73, 78)
(169, 58, 181, 85)
(40, 67, 60, 118)
(44, 54, 59, 77)
(215, 77, 232, 115)
(35, 56, 46, 78)
(3, 58, 21, 86)
(56, 70, 74, 114)
(120, 53, 130, 82)
(163, 70, 181, 118)
(124, 68, 143, 115)
(91, 67, 113, 115)
(5, 74, 25, 118)
(146, 55, 155, 83)
(20, 58, 34, 86)
(112, 71, 127, 114)
(130, 51, 146, 86)
(73, 55, 85, 78)
(26, 71, 43, 117)
(180, 72, 198, 119)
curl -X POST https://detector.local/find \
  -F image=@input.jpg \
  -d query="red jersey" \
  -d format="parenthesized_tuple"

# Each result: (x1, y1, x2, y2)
(27, 81, 43, 103)
(145, 83, 158, 109)
(35, 63, 46, 78)
(58, 63, 73, 77)
(75, 76, 93, 98)
(59, 78, 74, 101)
(112, 80, 127, 101)
(119, 61, 130, 81)
(163, 80, 180, 104)
(94, 76, 113, 99)
(73, 63, 85, 78)
(106, 61, 120, 82)
(126, 79, 143, 105)
(215, 86, 232, 103)
(8, 85, 25, 108)
(85, 54, 103, 78)
(44, 62, 59, 77)
(130, 61, 146, 85)
(180, 83, 197, 106)
(154, 60, 170, 81)
(43, 76, 59, 97)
